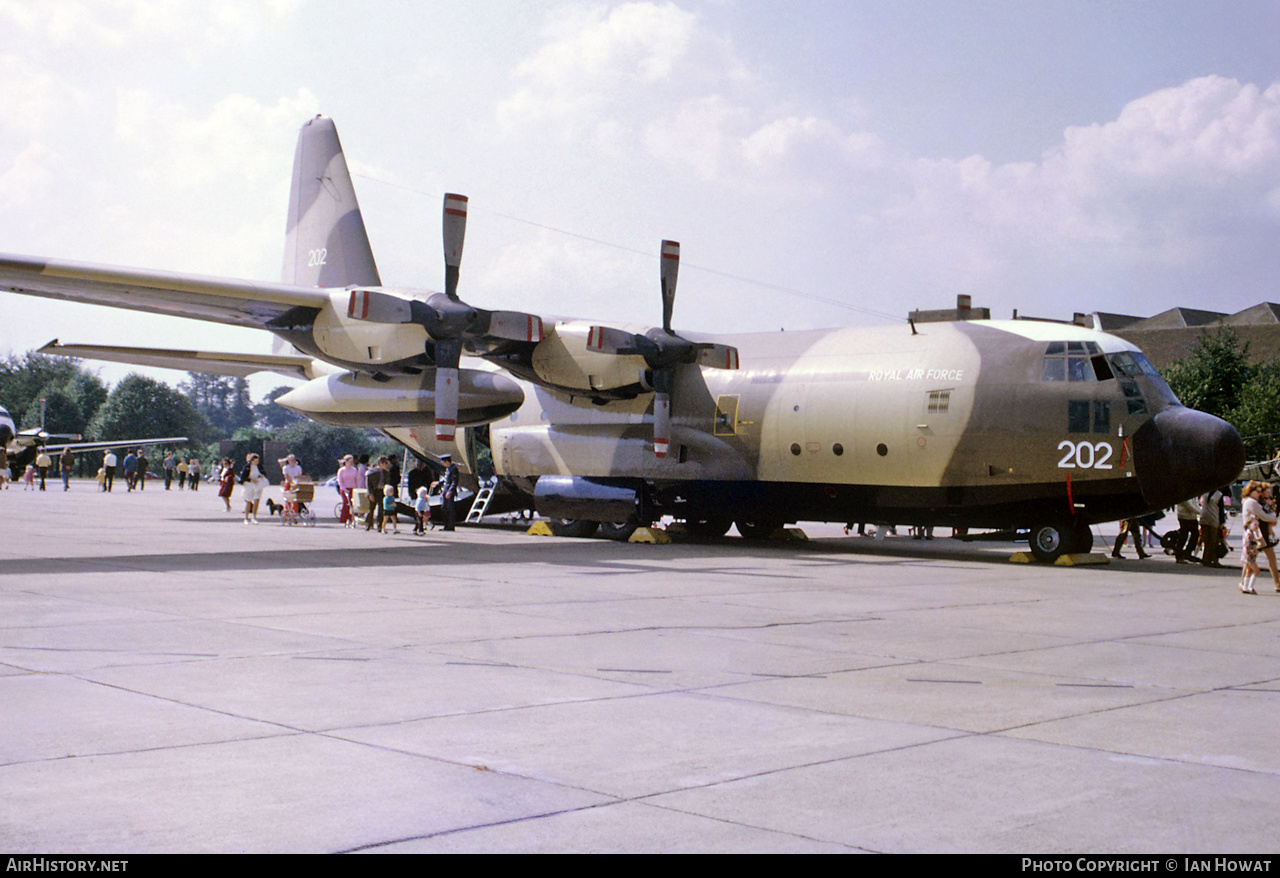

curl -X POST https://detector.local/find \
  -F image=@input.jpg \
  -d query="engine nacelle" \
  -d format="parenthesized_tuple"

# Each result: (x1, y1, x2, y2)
(275, 368, 524, 429)
(312, 289, 428, 367)
(531, 321, 648, 392)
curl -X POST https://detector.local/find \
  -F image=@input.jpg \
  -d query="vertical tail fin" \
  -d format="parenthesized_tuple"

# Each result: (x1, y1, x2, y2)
(282, 115, 381, 288)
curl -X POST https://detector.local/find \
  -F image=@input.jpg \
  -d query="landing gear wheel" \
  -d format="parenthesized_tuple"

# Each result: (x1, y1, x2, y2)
(684, 516, 733, 539)
(1028, 520, 1071, 563)
(1070, 519, 1094, 554)
(735, 516, 783, 540)
(549, 519, 599, 538)
(599, 517, 642, 542)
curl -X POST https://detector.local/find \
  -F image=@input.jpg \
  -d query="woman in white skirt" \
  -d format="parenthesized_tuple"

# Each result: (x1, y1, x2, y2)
(240, 453, 269, 524)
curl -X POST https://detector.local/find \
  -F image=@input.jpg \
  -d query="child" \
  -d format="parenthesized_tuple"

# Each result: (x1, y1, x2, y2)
(381, 484, 399, 534)
(1242, 513, 1263, 594)
(23, 464, 36, 490)
(414, 486, 430, 535)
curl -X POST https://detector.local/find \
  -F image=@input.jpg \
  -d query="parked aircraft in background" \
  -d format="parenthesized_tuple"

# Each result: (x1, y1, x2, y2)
(1, 403, 186, 480)
(0, 116, 1244, 559)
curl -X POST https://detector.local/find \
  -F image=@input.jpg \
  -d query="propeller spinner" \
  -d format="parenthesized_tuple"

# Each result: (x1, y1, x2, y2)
(588, 241, 739, 458)
(345, 193, 544, 441)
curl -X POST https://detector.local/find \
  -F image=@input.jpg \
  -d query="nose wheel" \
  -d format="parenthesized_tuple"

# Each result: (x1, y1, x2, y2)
(1028, 519, 1094, 562)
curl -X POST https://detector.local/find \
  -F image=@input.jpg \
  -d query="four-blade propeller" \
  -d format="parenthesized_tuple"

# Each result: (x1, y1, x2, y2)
(346, 193, 544, 441)
(347, 206, 738, 455)
(587, 241, 739, 458)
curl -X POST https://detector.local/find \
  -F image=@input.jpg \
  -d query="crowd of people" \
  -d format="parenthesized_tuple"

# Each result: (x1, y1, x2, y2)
(191, 448, 460, 535)
(332, 452, 459, 535)
(92, 448, 205, 493)
(1093, 478, 1280, 597)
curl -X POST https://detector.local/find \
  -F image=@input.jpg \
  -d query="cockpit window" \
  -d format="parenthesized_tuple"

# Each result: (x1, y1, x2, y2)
(1042, 341, 1099, 382)
(1131, 351, 1179, 404)
(1109, 350, 1179, 405)
(1108, 352, 1144, 378)
(1120, 380, 1148, 415)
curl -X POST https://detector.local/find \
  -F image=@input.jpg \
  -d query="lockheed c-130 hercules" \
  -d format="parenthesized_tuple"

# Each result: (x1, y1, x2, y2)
(0, 115, 1245, 560)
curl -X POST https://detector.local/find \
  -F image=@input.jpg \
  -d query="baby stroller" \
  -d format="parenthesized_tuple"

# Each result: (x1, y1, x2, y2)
(281, 481, 317, 526)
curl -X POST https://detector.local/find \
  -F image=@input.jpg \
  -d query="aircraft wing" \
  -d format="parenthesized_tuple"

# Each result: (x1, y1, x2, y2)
(40, 436, 191, 455)
(39, 340, 318, 380)
(0, 254, 330, 329)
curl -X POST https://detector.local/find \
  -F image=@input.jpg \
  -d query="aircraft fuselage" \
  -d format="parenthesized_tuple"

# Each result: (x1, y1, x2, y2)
(291, 307, 1240, 546)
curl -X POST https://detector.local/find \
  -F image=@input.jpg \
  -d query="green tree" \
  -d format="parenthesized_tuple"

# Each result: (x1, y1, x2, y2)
(87, 374, 215, 451)
(22, 388, 82, 435)
(254, 385, 304, 429)
(180, 373, 255, 437)
(1231, 359, 1280, 458)
(61, 370, 109, 430)
(0, 352, 93, 429)
(209, 422, 401, 480)
(1161, 326, 1253, 422)
(275, 422, 393, 479)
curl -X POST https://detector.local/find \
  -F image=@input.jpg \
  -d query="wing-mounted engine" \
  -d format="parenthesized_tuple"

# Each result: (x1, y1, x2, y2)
(583, 241, 739, 457)
(528, 321, 651, 396)
(340, 193, 544, 441)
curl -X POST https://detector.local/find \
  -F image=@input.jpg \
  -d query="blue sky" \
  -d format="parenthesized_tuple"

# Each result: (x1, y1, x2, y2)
(2, 1, 1278, 397)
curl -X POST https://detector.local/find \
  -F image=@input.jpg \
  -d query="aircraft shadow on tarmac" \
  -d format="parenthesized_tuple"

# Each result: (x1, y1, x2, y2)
(0, 527, 1242, 578)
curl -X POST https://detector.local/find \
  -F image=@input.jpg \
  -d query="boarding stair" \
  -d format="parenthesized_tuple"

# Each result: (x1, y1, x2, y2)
(465, 477, 499, 524)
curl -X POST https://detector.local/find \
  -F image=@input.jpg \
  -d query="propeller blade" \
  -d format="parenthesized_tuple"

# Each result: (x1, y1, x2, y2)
(487, 311, 545, 343)
(435, 367, 459, 441)
(347, 289, 413, 323)
(587, 325, 642, 354)
(434, 338, 463, 441)
(435, 340, 465, 442)
(443, 193, 467, 300)
(660, 240, 679, 334)
(695, 343, 740, 370)
(653, 390, 671, 459)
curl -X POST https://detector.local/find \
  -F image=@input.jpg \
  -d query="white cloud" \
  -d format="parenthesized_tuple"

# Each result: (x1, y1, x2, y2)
(0, 0, 302, 51)
(478, 228, 650, 324)
(496, 3, 1280, 312)
(0, 141, 56, 209)
(496, 1, 749, 145)
(0, 55, 88, 135)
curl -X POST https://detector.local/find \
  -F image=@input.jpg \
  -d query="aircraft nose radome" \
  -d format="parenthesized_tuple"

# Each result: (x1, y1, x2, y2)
(1131, 407, 1245, 510)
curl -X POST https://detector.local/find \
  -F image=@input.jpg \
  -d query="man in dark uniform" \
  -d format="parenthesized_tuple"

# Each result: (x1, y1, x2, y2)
(406, 458, 430, 499)
(441, 453, 459, 532)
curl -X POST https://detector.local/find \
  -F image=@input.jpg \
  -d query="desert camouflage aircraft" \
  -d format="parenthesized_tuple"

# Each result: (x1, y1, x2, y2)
(0, 116, 1244, 559)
